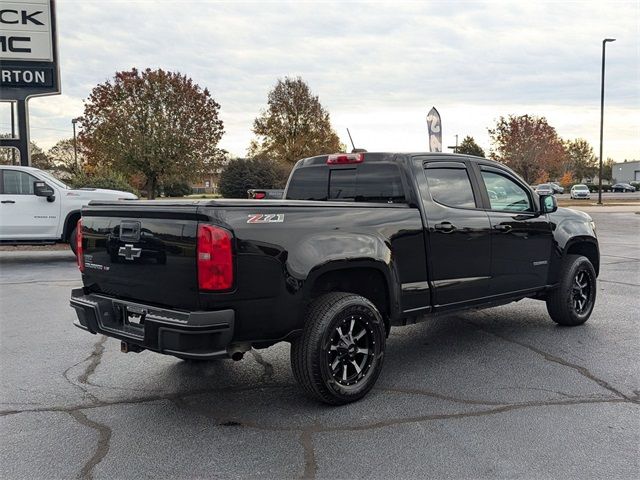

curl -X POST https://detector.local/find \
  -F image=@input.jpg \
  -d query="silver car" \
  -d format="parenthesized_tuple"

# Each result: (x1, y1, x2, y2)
(570, 184, 591, 199)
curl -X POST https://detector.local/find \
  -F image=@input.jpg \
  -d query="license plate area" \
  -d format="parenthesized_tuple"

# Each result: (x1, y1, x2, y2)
(115, 303, 146, 337)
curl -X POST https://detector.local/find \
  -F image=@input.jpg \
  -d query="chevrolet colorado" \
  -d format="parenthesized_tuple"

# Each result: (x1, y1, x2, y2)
(70, 152, 599, 404)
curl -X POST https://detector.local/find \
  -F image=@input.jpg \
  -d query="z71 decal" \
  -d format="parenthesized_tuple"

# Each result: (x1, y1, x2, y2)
(247, 214, 285, 224)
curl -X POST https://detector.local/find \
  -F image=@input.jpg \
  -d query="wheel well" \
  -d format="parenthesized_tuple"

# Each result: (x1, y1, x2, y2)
(566, 241, 599, 275)
(63, 211, 81, 242)
(310, 268, 391, 333)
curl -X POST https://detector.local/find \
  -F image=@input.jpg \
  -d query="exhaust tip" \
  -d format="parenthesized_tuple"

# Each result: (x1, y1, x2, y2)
(231, 351, 244, 361)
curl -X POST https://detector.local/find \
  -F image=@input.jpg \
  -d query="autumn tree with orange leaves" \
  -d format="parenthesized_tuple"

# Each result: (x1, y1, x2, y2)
(488, 115, 566, 184)
(79, 68, 224, 198)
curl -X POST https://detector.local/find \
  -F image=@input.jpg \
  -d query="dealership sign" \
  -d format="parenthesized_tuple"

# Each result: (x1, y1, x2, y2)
(0, 0, 60, 99)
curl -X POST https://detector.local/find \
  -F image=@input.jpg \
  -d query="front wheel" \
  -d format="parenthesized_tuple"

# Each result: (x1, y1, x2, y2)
(69, 227, 78, 255)
(546, 255, 597, 326)
(291, 292, 386, 405)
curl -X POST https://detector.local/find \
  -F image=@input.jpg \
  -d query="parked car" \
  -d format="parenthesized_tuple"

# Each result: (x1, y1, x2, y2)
(535, 183, 555, 195)
(71, 152, 599, 405)
(247, 189, 284, 199)
(611, 183, 636, 193)
(570, 184, 591, 199)
(550, 182, 565, 194)
(0, 166, 137, 253)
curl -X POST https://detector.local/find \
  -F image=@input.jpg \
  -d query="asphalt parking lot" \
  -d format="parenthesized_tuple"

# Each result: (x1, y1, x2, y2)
(1, 208, 639, 480)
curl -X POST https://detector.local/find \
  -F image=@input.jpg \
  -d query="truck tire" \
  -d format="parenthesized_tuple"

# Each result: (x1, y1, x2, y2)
(546, 255, 597, 326)
(290, 292, 386, 405)
(69, 227, 78, 255)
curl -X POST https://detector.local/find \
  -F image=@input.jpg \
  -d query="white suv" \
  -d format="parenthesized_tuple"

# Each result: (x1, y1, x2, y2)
(0, 165, 137, 252)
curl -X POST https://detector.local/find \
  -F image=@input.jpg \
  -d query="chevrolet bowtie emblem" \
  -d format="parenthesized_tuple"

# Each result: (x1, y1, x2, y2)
(118, 243, 142, 261)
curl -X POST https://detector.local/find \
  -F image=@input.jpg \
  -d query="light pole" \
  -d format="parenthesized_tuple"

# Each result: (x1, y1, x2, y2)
(10, 102, 16, 164)
(598, 38, 615, 205)
(71, 118, 78, 169)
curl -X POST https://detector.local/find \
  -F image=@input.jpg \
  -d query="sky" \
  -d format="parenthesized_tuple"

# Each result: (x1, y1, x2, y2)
(2, 0, 639, 161)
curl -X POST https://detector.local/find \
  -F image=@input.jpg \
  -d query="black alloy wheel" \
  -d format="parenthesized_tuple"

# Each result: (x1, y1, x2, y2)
(571, 269, 593, 315)
(291, 292, 386, 405)
(326, 313, 376, 387)
(547, 255, 597, 326)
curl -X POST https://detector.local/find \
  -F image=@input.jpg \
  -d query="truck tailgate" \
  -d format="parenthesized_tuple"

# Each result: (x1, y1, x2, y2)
(80, 203, 201, 310)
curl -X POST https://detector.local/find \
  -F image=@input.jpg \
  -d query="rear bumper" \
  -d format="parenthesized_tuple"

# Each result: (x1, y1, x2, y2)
(70, 288, 234, 360)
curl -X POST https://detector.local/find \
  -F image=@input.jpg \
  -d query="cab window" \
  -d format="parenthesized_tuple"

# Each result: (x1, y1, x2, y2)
(424, 167, 477, 209)
(287, 163, 406, 203)
(2, 170, 37, 195)
(481, 170, 532, 212)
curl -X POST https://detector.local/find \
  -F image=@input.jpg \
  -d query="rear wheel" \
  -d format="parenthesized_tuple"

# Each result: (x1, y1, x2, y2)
(546, 255, 596, 326)
(291, 292, 386, 405)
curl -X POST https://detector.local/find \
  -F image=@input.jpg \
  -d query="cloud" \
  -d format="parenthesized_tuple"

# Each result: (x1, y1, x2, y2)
(7, 0, 638, 160)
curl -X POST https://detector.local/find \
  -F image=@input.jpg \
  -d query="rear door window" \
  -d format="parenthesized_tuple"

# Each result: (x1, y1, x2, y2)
(424, 167, 477, 208)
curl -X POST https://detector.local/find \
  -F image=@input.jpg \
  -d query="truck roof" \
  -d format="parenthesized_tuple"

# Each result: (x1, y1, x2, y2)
(0, 165, 44, 172)
(296, 152, 496, 166)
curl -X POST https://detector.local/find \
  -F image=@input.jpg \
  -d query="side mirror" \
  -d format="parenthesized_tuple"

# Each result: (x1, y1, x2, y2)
(34, 181, 55, 202)
(540, 194, 557, 213)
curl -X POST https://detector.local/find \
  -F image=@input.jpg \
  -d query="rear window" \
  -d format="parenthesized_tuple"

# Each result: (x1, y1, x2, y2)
(286, 163, 406, 203)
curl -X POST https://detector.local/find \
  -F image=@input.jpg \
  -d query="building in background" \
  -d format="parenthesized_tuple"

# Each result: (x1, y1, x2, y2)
(612, 160, 640, 183)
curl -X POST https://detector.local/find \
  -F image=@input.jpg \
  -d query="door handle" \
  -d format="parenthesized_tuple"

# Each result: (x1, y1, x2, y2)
(493, 224, 512, 232)
(1, 200, 16, 204)
(434, 222, 456, 233)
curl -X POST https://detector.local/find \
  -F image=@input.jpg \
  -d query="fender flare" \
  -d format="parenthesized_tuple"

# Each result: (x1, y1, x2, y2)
(62, 210, 81, 241)
(302, 259, 402, 323)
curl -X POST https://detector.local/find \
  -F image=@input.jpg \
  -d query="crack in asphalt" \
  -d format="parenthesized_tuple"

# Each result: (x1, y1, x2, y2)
(299, 428, 318, 480)
(249, 349, 275, 383)
(466, 319, 637, 403)
(167, 395, 634, 479)
(77, 336, 108, 386)
(67, 410, 112, 480)
(62, 335, 108, 404)
(377, 386, 507, 405)
(60, 335, 109, 479)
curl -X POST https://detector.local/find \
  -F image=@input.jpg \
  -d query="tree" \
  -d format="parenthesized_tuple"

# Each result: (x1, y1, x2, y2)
(79, 68, 224, 198)
(249, 77, 343, 165)
(601, 158, 614, 182)
(564, 138, 597, 181)
(457, 136, 485, 157)
(47, 138, 83, 175)
(559, 171, 573, 188)
(488, 115, 566, 183)
(0, 136, 52, 169)
(218, 158, 289, 198)
(534, 170, 549, 184)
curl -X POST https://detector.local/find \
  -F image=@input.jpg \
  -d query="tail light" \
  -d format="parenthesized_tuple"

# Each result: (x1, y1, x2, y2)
(327, 153, 364, 165)
(197, 224, 233, 291)
(76, 218, 84, 272)
(254, 191, 266, 199)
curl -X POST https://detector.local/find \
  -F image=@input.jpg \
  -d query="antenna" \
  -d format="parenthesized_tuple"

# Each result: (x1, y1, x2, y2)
(346, 128, 367, 153)
(347, 128, 356, 152)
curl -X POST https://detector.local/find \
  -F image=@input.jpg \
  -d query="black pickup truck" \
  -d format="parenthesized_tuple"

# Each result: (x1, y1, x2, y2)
(71, 152, 599, 404)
